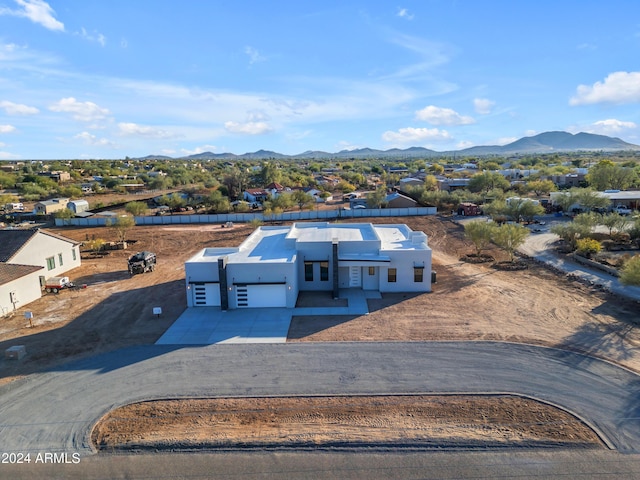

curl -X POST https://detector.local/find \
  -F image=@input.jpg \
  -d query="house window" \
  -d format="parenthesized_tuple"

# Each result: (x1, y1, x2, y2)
(46, 256, 55, 271)
(72, 248, 77, 261)
(414, 267, 424, 282)
(58, 253, 63, 266)
(388, 268, 397, 283)
(320, 261, 329, 281)
(368, 266, 375, 276)
(304, 261, 314, 281)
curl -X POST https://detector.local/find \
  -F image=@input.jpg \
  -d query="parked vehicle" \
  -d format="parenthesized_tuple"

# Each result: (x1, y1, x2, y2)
(457, 202, 483, 216)
(612, 204, 633, 216)
(44, 276, 74, 293)
(128, 251, 157, 275)
(4, 202, 24, 211)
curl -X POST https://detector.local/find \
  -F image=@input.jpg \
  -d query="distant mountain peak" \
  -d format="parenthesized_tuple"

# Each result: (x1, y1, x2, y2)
(147, 131, 640, 161)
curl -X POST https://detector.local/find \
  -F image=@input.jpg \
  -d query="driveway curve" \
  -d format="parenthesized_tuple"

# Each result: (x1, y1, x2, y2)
(1, 342, 639, 455)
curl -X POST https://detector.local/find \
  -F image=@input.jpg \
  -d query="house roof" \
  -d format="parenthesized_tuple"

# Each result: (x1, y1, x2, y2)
(265, 182, 284, 191)
(0, 263, 43, 286)
(0, 228, 80, 262)
(0, 229, 38, 262)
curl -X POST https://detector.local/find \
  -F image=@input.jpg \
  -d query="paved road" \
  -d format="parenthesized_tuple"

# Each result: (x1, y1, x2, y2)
(1, 341, 639, 456)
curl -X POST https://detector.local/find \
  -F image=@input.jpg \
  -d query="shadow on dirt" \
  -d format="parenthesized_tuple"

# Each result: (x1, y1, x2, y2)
(554, 300, 640, 367)
(0, 279, 186, 380)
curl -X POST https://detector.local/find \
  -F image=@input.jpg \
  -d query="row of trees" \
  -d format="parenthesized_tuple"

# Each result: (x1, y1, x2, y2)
(464, 221, 530, 263)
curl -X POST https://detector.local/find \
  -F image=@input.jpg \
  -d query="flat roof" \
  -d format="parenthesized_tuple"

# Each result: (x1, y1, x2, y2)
(289, 222, 378, 242)
(374, 224, 429, 251)
(230, 227, 295, 264)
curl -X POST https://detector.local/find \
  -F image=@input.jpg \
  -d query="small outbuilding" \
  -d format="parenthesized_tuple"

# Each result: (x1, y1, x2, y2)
(67, 199, 90, 214)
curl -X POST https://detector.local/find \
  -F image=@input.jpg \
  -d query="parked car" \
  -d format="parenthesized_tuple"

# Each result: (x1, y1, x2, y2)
(612, 205, 633, 216)
(128, 251, 157, 275)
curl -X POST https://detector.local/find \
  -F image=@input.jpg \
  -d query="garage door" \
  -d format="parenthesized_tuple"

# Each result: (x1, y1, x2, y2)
(236, 284, 287, 308)
(191, 283, 221, 306)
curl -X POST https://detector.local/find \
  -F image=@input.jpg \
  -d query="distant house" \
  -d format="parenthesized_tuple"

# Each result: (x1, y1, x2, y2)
(34, 198, 70, 215)
(384, 192, 418, 208)
(38, 170, 71, 182)
(243, 188, 269, 204)
(0, 228, 81, 315)
(398, 177, 424, 192)
(67, 199, 90, 214)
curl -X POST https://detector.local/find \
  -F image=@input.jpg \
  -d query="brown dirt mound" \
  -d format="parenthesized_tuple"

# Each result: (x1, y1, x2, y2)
(91, 395, 604, 452)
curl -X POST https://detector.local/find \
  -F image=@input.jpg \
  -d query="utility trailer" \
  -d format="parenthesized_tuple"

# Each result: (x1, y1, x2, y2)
(128, 251, 157, 275)
(44, 276, 75, 293)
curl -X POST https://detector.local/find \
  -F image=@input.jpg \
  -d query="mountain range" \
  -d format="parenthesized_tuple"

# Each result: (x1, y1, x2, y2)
(142, 131, 640, 161)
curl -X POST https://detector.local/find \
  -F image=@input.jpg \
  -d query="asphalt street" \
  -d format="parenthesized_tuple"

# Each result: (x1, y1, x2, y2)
(1, 341, 639, 458)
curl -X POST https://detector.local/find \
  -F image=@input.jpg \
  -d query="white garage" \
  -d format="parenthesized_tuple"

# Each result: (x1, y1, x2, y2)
(235, 284, 287, 308)
(191, 283, 221, 306)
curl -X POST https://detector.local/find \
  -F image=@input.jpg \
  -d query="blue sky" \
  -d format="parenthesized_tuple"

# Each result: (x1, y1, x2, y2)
(0, 0, 639, 159)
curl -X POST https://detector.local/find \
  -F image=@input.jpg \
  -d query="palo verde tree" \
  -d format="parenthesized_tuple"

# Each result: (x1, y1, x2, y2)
(491, 223, 529, 262)
(107, 215, 136, 243)
(586, 159, 637, 191)
(620, 255, 640, 286)
(463, 220, 496, 257)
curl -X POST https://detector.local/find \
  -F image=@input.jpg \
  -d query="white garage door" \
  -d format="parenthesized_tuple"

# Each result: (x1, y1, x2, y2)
(236, 284, 287, 308)
(192, 283, 221, 306)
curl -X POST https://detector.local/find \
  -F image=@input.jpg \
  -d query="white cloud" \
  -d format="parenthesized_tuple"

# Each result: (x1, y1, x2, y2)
(569, 119, 638, 136)
(224, 120, 273, 135)
(397, 8, 414, 20)
(0, 150, 21, 159)
(382, 127, 452, 145)
(180, 144, 220, 156)
(0, 100, 39, 115)
(117, 122, 174, 139)
(415, 105, 474, 125)
(49, 97, 110, 122)
(0, 125, 17, 133)
(0, 0, 64, 31)
(74, 131, 113, 146)
(77, 27, 106, 47)
(473, 98, 495, 115)
(570, 71, 640, 105)
(244, 46, 265, 65)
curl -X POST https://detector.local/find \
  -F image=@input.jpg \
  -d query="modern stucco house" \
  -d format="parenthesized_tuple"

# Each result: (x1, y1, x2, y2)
(0, 228, 81, 315)
(185, 222, 432, 309)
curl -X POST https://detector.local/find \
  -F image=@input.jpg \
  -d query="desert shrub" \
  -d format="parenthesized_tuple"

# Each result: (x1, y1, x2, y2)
(575, 238, 601, 257)
(620, 255, 640, 286)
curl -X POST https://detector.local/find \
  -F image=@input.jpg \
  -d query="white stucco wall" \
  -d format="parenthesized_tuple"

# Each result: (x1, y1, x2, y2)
(0, 270, 43, 316)
(378, 249, 432, 293)
(10, 232, 80, 278)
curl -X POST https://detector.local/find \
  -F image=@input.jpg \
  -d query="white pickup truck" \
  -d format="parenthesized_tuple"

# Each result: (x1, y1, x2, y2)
(612, 204, 633, 215)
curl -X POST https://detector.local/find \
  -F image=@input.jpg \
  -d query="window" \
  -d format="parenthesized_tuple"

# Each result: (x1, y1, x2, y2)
(58, 253, 64, 266)
(304, 261, 313, 281)
(46, 256, 55, 271)
(72, 248, 77, 261)
(414, 267, 424, 282)
(368, 266, 375, 276)
(387, 268, 397, 283)
(320, 261, 329, 281)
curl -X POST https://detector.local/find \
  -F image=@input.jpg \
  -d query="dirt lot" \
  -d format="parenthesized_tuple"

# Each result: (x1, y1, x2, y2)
(92, 395, 603, 451)
(2, 215, 640, 450)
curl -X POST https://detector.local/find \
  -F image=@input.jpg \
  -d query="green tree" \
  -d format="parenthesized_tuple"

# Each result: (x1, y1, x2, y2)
(290, 190, 315, 210)
(467, 171, 510, 193)
(526, 179, 556, 196)
(463, 220, 496, 256)
(504, 198, 545, 223)
(54, 208, 74, 224)
(367, 187, 387, 208)
(87, 238, 105, 257)
(107, 215, 136, 243)
(125, 201, 148, 216)
(586, 160, 637, 191)
(491, 223, 529, 262)
(620, 255, 640, 286)
(550, 222, 591, 250)
(600, 212, 629, 235)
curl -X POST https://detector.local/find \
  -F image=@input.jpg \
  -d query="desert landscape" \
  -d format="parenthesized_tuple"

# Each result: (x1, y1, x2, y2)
(1, 215, 639, 450)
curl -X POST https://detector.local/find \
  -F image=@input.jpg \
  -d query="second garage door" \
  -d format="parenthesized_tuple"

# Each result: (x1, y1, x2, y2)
(236, 284, 287, 308)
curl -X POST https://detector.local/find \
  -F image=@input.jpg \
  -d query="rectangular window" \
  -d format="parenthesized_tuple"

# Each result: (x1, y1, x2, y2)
(414, 267, 424, 282)
(46, 256, 55, 271)
(388, 268, 397, 283)
(368, 266, 375, 276)
(304, 261, 314, 281)
(72, 248, 77, 261)
(58, 253, 63, 266)
(320, 261, 329, 281)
